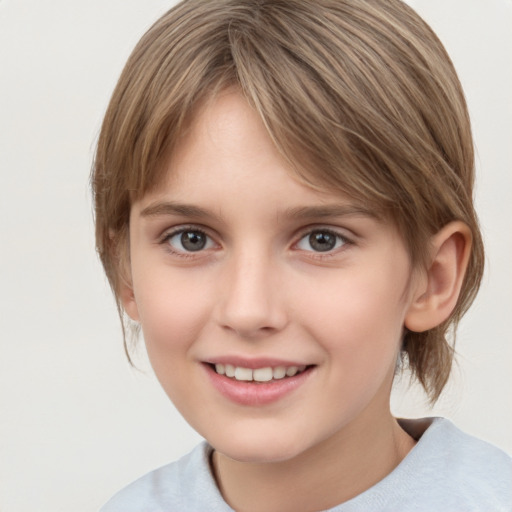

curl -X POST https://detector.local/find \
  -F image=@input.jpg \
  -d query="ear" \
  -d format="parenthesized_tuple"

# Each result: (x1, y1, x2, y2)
(111, 228, 140, 322)
(405, 221, 472, 332)
(119, 278, 140, 322)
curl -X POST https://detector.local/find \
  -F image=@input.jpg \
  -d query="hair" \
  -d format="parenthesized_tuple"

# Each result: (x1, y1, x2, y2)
(92, 0, 484, 403)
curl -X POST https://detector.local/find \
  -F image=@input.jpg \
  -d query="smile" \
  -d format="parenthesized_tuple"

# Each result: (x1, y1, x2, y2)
(205, 361, 315, 406)
(213, 363, 307, 382)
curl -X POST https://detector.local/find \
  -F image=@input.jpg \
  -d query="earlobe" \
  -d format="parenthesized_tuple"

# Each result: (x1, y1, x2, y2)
(405, 221, 472, 332)
(120, 280, 140, 322)
(111, 227, 140, 322)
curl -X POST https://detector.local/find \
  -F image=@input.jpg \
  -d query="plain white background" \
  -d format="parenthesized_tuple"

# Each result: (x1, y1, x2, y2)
(0, 1, 510, 510)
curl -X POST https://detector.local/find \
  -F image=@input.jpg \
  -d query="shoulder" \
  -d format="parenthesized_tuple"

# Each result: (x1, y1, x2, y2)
(412, 417, 512, 489)
(99, 442, 232, 512)
(336, 418, 512, 512)
(384, 418, 511, 511)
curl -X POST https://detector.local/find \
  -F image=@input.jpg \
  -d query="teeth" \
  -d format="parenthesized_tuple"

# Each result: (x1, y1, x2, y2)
(272, 366, 287, 380)
(253, 367, 273, 382)
(213, 363, 308, 382)
(286, 366, 298, 377)
(234, 367, 253, 381)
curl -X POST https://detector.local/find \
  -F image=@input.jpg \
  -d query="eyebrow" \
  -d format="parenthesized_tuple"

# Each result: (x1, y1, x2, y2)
(140, 201, 219, 221)
(282, 204, 377, 220)
(139, 201, 377, 222)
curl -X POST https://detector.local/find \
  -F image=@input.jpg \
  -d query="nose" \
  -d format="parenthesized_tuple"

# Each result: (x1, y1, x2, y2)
(215, 249, 288, 339)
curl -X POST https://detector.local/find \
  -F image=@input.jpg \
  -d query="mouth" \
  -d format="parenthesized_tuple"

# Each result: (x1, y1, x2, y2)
(203, 357, 316, 405)
(209, 363, 311, 383)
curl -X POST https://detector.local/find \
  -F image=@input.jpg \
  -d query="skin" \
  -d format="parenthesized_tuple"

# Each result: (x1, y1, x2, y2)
(121, 91, 469, 511)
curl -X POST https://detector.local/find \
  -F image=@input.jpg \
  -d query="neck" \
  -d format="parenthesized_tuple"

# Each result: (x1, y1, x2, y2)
(211, 411, 415, 512)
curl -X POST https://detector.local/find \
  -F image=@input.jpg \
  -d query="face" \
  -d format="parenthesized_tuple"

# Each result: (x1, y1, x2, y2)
(124, 92, 420, 463)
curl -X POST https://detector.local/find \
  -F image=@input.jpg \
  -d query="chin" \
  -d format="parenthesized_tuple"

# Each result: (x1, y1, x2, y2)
(209, 429, 311, 464)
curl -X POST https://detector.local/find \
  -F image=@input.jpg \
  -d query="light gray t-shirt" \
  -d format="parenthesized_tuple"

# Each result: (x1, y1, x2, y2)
(100, 418, 512, 511)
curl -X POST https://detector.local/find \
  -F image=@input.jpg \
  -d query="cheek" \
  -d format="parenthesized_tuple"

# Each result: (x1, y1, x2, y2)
(131, 270, 217, 413)
(298, 271, 407, 374)
(132, 268, 213, 362)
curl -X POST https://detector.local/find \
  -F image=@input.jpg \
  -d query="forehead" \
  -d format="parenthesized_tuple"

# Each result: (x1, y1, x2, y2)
(134, 91, 377, 221)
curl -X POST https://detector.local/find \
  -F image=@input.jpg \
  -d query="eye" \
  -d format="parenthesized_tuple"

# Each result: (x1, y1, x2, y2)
(296, 229, 347, 253)
(164, 228, 215, 253)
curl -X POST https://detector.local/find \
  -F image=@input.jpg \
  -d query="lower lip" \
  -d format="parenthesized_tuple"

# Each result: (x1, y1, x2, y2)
(203, 364, 314, 406)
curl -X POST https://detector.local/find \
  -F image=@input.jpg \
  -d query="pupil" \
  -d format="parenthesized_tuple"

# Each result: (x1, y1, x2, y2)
(309, 231, 335, 252)
(181, 231, 206, 251)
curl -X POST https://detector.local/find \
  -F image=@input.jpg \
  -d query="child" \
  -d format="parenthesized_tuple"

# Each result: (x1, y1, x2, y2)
(92, 0, 512, 510)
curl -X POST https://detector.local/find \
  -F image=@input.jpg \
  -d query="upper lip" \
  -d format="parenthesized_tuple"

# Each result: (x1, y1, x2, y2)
(203, 356, 312, 369)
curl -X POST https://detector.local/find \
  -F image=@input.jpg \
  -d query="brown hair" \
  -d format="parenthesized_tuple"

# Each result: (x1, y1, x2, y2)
(92, 0, 484, 402)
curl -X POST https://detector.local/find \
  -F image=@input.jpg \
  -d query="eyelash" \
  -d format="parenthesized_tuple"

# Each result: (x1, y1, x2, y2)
(160, 226, 216, 259)
(294, 228, 352, 258)
(159, 225, 352, 259)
